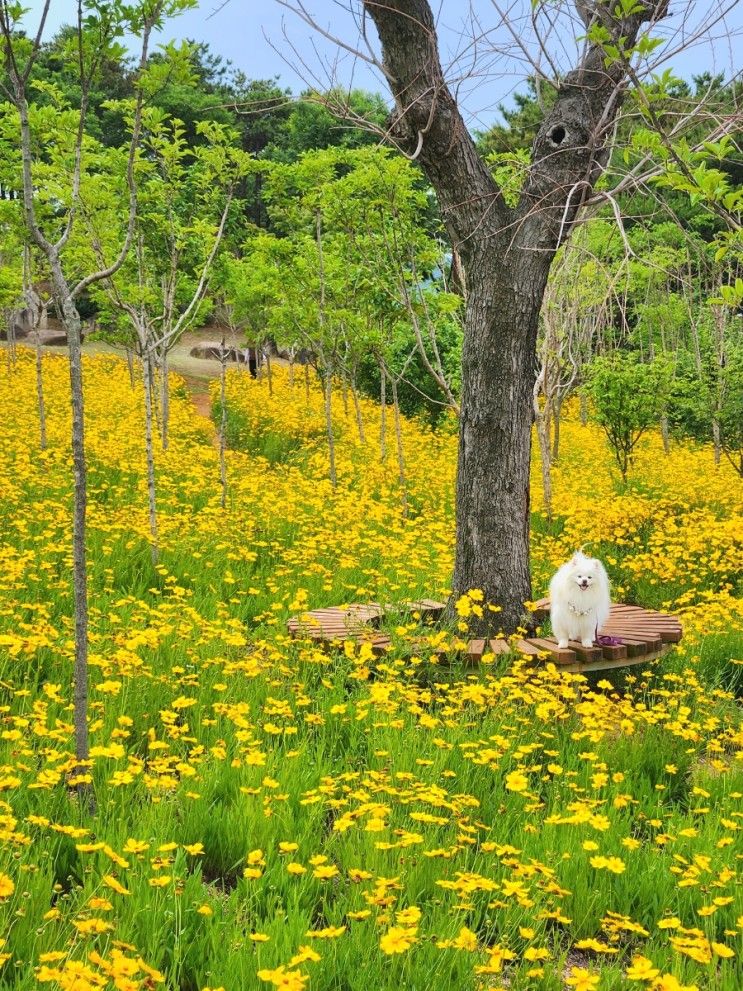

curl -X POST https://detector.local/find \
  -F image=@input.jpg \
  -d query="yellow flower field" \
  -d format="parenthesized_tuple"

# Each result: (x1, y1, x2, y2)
(0, 350, 741, 991)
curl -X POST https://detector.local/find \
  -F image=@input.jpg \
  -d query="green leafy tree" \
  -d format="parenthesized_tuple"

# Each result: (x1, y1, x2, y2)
(0, 0, 196, 785)
(586, 353, 672, 482)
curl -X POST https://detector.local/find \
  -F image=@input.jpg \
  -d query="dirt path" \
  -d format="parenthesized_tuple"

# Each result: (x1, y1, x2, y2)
(181, 375, 220, 448)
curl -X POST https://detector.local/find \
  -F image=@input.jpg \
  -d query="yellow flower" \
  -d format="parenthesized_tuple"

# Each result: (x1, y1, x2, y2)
(380, 927, 417, 955)
(475, 945, 515, 974)
(396, 906, 422, 926)
(505, 770, 529, 793)
(288, 946, 321, 966)
(102, 875, 130, 895)
(565, 967, 599, 990)
(626, 955, 660, 981)
(0, 874, 14, 899)
(257, 966, 307, 990)
(312, 864, 339, 880)
(590, 855, 625, 874)
(711, 942, 735, 959)
(523, 947, 550, 961)
(73, 917, 114, 934)
(306, 926, 346, 939)
(651, 976, 698, 991)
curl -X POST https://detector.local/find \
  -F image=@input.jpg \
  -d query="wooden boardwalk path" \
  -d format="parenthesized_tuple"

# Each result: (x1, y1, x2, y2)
(287, 597, 682, 673)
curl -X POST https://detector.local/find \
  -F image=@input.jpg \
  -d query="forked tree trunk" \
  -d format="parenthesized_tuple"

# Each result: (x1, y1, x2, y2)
(142, 352, 159, 563)
(150, 356, 161, 438)
(379, 367, 387, 462)
(552, 395, 564, 461)
(580, 391, 589, 426)
(220, 330, 228, 510)
(355, 0, 667, 632)
(389, 374, 408, 518)
(265, 349, 273, 396)
(351, 383, 365, 444)
(712, 419, 721, 466)
(534, 399, 553, 524)
(160, 348, 170, 451)
(126, 347, 135, 388)
(6, 317, 15, 372)
(35, 329, 47, 450)
(55, 287, 90, 775)
(660, 414, 670, 455)
(304, 363, 311, 405)
(323, 368, 337, 487)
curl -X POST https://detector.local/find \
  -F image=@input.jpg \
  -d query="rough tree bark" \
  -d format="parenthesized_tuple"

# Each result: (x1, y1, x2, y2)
(363, 0, 668, 632)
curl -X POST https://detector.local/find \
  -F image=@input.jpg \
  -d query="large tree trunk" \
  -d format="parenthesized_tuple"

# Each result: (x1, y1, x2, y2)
(451, 263, 546, 630)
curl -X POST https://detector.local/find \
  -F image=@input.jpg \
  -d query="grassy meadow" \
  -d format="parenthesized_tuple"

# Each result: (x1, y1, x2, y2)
(0, 350, 741, 991)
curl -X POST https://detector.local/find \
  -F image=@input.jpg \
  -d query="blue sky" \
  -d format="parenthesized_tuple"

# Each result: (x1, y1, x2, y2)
(21, 1, 743, 130)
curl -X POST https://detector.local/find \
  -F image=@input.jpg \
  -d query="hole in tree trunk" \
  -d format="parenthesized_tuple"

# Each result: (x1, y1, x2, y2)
(549, 125, 566, 145)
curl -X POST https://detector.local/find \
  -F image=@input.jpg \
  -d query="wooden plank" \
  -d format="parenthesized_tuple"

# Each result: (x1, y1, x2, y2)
(561, 646, 670, 674)
(529, 638, 577, 665)
(609, 624, 679, 636)
(598, 641, 627, 661)
(601, 625, 663, 644)
(515, 639, 546, 657)
(604, 625, 678, 644)
(610, 612, 680, 627)
(656, 628, 682, 643)
(488, 638, 512, 655)
(406, 599, 446, 616)
(466, 639, 486, 663)
(287, 600, 681, 674)
(565, 641, 603, 662)
(596, 635, 648, 658)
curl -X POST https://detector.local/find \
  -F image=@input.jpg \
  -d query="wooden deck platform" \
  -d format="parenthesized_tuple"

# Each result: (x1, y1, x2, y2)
(287, 597, 682, 673)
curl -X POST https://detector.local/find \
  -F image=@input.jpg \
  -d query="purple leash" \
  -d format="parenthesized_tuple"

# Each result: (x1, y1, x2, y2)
(595, 623, 623, 647)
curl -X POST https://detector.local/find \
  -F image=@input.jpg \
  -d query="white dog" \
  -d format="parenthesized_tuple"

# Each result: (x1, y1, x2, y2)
(549, 551, 611, 649)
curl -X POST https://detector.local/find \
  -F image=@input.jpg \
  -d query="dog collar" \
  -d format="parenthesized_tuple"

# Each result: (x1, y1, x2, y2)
(568, 601, 593, 617)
